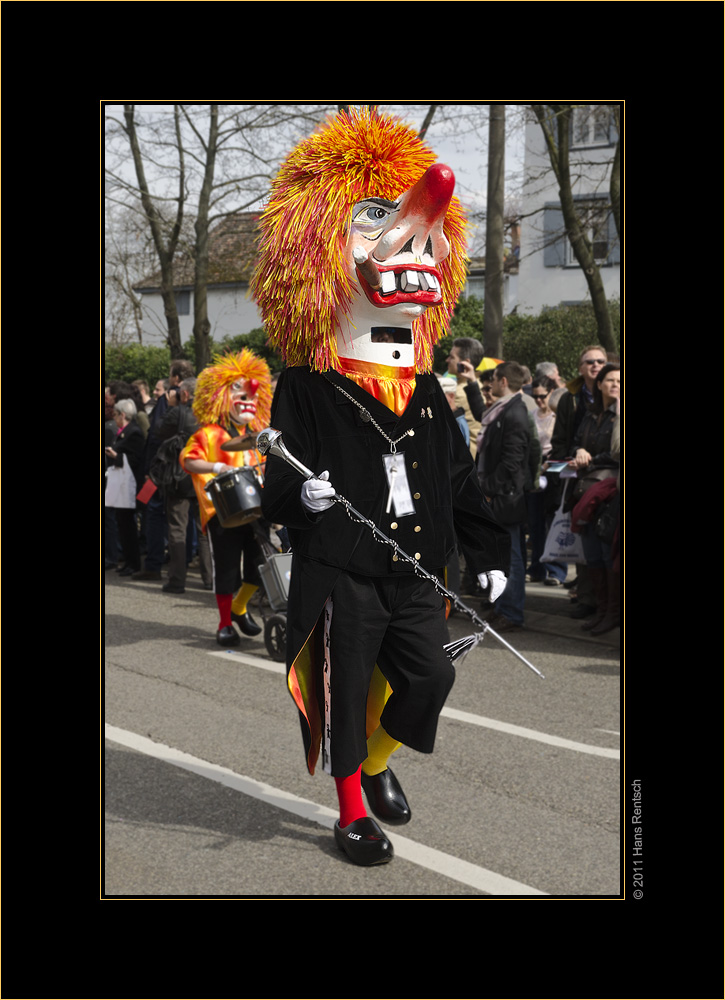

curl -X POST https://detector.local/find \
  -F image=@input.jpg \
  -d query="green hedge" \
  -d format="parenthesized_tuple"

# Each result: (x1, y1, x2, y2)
(500, 301, 620, 381)
(434, 298, 620, 380)
(105, 300, 620, 386)
(104, 329, 285, 386)
(104, 343, 174, 387)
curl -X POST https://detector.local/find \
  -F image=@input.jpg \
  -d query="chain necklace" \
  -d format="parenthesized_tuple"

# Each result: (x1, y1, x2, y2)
(322, 372, 414, 454)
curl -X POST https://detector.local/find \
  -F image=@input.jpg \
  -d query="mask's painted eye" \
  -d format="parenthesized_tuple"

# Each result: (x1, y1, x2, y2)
(360, 206, 387, 222)
(351, 200, 398, 240)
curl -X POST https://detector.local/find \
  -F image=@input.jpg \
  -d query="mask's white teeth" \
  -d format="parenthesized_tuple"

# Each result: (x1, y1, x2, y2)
(376, 267, 441, 296)
(380, 270, 397, 295)
(400, 270, 420, 292)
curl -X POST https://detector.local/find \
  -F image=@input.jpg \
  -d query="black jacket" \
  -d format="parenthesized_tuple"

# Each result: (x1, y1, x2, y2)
(108, 420, 145, 490)
(157, 402, 199, 498)
(477, 394, 531, 525)
(573, 405, 619, 470)
(262, 366, 510, 580)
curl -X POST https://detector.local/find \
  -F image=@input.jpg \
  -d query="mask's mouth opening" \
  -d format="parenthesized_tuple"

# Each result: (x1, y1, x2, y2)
(356, 263, 443, 308)
(370, 328, 412, 344)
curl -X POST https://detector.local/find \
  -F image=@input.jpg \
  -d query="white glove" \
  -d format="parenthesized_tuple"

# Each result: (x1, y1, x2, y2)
(301, 471, 336, 513)
(478, 570, 507, 603)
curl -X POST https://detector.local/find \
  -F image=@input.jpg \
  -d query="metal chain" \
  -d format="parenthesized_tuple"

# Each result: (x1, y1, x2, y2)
(331, 491, 486, 628)
(322, 373, 413, 453)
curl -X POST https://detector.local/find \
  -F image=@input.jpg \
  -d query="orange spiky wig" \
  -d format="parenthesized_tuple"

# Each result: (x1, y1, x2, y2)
(192, 348, 273, 432)
(251, 107, 468, 373)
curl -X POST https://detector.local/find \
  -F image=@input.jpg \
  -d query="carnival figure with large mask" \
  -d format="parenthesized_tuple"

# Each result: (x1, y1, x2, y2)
(254, 108, 510, 866)
(180, 348, 273, 646)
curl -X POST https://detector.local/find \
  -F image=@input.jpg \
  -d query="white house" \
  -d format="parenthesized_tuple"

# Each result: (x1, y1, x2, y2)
(132, 214, 264, 347)
(130, 210, 508, 349)
(517, 106, 620, 313)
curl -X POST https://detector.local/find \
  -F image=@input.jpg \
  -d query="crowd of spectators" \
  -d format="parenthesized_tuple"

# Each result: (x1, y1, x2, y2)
(105, 342, 621, 637)
(438, 338, 621, 634)
(104, 361, 212, 594)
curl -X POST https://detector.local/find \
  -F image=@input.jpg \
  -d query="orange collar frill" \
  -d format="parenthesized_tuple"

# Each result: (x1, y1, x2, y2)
(335, 357, 416, 418)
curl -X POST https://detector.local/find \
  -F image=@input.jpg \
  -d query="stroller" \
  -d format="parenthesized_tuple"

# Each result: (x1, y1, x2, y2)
(256, 534, 292, 663)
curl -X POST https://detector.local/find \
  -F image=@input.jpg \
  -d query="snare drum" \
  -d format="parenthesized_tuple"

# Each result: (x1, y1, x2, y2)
(205, 467, 262, 527)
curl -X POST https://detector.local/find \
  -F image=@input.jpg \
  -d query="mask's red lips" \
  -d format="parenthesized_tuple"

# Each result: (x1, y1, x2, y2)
(356, 263, 443, 308)
(233, 401, 257, 419)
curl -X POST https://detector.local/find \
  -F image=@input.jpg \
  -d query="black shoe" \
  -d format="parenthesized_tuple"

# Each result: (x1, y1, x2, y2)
(231, 610, 262, 636)
(118, 565, 136, 577)
(334, 817, 394, 866)
(361, 767, 411, 826)
(132, 570, 162, 581)
(570, 603, 596, 619)
(162, 583, 185, 594)
(484, 612, 522, 633)
(216, 625, 240, 647)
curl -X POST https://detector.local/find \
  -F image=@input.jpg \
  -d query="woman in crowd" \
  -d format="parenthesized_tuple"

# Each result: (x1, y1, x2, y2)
(570, 363, 621, 633)
(106, 381, 150, 438)
(526, 376, 567, 585)
(104, 398, 145, 576)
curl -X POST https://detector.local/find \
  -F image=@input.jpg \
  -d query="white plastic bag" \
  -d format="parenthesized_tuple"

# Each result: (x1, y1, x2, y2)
(105, 454, 137, 509)
(541, 482, 584, 564)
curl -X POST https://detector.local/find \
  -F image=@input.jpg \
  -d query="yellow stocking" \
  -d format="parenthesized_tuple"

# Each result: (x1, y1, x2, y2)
(362, 724, 402, 776)
(231, 583, 258, 616)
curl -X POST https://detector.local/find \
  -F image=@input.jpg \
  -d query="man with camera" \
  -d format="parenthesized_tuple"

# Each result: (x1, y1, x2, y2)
(446, 337, 485, 458)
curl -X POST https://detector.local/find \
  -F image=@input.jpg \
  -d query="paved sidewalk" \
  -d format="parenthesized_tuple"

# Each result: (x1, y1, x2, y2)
(520, 578, 620, 648)
(179, 556, 620, 650)
(453, 568, 620, 650)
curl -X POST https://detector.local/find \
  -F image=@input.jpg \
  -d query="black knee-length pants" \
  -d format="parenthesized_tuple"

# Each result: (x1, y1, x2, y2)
(321, 569, 455, 777)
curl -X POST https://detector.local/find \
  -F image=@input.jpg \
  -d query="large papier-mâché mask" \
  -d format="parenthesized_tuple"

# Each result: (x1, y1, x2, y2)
(251, 108, 468, 374)
(228, 378, 260, 428)
(337, 163, 455, 367)
(192, 349, 272, 432)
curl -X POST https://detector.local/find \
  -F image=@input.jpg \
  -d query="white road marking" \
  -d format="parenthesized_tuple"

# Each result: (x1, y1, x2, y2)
(442, 707, 619, 759)
(105, 724, 547, 896)
(210, 649, 620, 760)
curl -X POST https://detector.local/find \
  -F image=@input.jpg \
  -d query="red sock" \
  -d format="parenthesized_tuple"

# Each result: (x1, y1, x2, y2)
(334, 766, 366, 828)
(216, 593, 233, 629)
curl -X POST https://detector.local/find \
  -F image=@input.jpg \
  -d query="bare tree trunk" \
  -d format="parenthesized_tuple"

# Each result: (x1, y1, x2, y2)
(418, 104, 438, 140)
(483, 104, 505, 359)
(532, 104, 617, 354)
(610, 106, 621, 243)
(189, 104, 219, 372)
(122, 104, 184, 357)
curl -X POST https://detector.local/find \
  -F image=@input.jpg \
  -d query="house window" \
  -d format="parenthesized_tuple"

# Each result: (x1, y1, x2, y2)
(571, 105, 615, 148)
(175, 290, 190, 315)
(543, 196, 620, 269)
(566, 201, 611, 266)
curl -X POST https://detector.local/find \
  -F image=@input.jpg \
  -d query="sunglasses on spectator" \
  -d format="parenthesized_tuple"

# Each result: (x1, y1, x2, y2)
(583, 358, 606, 365)
(532, 394, 550, 400)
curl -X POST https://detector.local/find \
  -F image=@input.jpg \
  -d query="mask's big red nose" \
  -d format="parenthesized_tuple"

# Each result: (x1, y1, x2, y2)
(405, 163, 455, 224)
(247, 379, 260, 396)
(374, 162, 456, 264)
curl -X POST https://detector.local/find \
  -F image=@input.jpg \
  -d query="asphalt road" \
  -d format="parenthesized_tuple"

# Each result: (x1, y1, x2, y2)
(104, 563, 622, 898)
